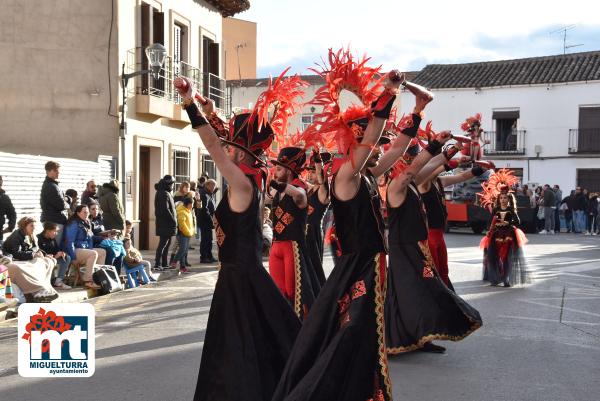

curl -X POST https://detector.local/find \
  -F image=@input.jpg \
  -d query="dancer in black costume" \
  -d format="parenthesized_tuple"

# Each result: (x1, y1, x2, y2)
(174, 75, 302, 401)
(384, 116, 483, 355)
(304, 151, 331, 285)
(272, 51, 403, 401)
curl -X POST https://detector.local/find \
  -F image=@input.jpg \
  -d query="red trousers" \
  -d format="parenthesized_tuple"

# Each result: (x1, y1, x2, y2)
(269, 241, 296, 301)
(428, 228, 449, 286)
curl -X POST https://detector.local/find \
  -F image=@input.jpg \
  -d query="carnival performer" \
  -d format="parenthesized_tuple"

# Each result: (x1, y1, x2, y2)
(272, 49, 402, 401)
(174, 71, 304, 401)
(459, 113, 489, 162)
(304, 150, 331, 285)
(384, 106, 482, 355)
(269, 146, 320, 318)
(479, 169, 530, 287)
(418, 156, 496, 290)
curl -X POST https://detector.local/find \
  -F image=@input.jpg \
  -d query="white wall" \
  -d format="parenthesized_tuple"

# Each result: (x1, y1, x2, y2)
(398, 82, 600, 191)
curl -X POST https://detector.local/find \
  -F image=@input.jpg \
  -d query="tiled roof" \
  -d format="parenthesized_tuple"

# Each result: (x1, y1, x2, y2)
(412, 51, 600, 89)
(200, 0, 250, 17)
(226, 71, 420, 88)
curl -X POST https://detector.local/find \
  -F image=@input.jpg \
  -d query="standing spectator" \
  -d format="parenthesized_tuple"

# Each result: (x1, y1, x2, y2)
(586, 192, 598, 235)
(64, 205, 106, 289)
(522, 184, 534, 207)
(65, 189, 79, 218)
(553, 185, 563, 233)
(198, 179, 217, 263)
(37, 222, 72, 289)
(98, 179, 125, 233)
(154, 175, 177, 270)
(175, 197, 195, 273)
(173, 181, 191, 203)
(534, 186, 544, 232)
(561, 190, 575, 233)
(40, 161, 69, 246)
(0, 176, 17, 244)
(539, 184, 556, 234)
(573, 187, 586, 233)
(81, 180, 98, 206)
(582, 189, 590, 234)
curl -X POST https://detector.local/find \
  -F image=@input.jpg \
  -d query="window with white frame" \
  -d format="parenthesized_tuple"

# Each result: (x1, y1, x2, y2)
(301, 114, 314, 131)
(172, 149, 190, 189)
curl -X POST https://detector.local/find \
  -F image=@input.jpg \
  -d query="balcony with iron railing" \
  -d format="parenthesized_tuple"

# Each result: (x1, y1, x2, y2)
(568, 129, 600, 154)
(126, 48, 229, 120)
(482, 130, 526, 156)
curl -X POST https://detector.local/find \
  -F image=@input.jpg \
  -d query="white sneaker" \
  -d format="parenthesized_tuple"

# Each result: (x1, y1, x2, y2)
(550, 230, 555, 234)
(585, 231, 591, 236)
(539, 230, 548, 234)
(53, 279, 72, 290)
(592, 232, 598, 236)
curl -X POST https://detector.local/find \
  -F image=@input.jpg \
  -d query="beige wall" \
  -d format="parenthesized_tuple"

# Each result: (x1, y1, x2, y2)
(0, 0, 119, 161)
(222, 17, 257, 81)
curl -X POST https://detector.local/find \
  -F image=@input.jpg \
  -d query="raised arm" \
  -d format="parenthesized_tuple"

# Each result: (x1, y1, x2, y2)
(175, 78, 252, 212)
(270, 181, 308, 208)
(415, 142, 463, 185)
(312, 151, 330, 204)
(335, 71, 403, 201)
(387, 132, 451, 208)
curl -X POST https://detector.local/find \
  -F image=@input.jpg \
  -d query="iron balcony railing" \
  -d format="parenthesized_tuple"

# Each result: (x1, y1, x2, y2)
(126, 48, 229, 116)
(568, 129, 600, 154)
(482, 130, 526, 155)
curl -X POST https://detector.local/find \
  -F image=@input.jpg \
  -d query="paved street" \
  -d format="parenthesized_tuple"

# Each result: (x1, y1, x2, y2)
(1, 233, 599, 401)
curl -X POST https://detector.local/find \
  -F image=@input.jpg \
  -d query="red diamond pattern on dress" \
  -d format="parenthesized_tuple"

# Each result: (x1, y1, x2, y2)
(350, 280, 367, 300)
(423, 264, 434, 278)
(275, 221, 286, 234)
(338, 293, 350, 315)
(281, 212, 294, 225)
(274, 207, 284, 219)
(215, 224, 225, 247)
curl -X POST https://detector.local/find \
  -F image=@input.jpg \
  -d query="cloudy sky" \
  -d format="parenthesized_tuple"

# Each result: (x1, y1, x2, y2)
(236, 0, 600, 78)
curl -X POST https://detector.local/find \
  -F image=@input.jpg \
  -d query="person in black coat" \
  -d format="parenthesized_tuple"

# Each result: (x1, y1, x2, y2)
(154, 175, 177, 269)
(0, 176, 17, 243)
(198, 179, 217, 263)
(40, 161, 69, 245)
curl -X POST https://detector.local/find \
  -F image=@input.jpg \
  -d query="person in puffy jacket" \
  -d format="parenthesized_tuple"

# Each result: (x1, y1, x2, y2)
(174, 197, 195, 274)
(64, 205, 106, 289)
(98, 179, 125, 233)
(40, 161, 69, 245)
(154, 175, 177, 269)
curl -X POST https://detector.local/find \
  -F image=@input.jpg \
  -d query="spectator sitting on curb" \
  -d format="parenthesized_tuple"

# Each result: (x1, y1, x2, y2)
(89, 202, 125, 274)
(123, 237, 156, 282)
(2, 217, 58, 302)
(37, 221, 72, 290)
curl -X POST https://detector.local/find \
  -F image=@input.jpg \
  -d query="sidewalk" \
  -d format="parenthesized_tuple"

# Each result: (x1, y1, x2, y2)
(0, 242, 220, 323)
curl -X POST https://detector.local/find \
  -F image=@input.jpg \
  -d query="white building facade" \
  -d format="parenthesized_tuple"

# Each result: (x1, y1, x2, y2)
(398, 51, 600, 193)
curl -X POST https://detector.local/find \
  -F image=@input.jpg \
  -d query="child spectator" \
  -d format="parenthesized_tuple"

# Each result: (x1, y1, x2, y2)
(175, 197, 195, 274)
(37, 221, 72, 289)
(123, 237, 156, 282)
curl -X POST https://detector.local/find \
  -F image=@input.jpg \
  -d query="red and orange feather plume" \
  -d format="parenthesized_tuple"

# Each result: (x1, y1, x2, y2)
(477, 168, 519, 209)
(461, 113, 482, 132)
(305, 47, 385, 155)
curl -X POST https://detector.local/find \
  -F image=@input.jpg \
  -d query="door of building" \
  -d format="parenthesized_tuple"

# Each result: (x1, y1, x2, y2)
(139, 147, 151, 249)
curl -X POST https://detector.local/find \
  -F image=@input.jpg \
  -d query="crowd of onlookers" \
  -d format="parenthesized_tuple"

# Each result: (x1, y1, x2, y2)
(516, 184, 599, 235)
(0, 161, 156, 305)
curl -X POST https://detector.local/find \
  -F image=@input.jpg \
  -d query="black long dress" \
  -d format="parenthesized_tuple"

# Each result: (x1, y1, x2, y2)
(385, 182, 482, 354)
(482, 207, 529, 286)
(272, 191, 320, 318)
(272, 171, 393, 401)
(193, 173, 301, 401)
(305, 189, 329, 285)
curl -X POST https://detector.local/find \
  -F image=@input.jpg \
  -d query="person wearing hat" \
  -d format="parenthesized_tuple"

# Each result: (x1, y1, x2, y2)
(154, 175, 177, 270)
(304, 150, 332, 285)
(268, 146, 319, 318)
(174, 74, 301, 401)
(273, 51, 405, 400)
(98, 179, 125, 234)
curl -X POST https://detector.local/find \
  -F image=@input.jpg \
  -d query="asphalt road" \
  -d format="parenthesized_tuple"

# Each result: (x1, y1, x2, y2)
(0, 232, 599, 401)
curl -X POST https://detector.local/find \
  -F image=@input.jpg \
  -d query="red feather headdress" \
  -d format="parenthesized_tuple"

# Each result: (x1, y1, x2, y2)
(461, 113, 482, 133)
(303, 48, 385, 155)
(477, 168, 519, 209)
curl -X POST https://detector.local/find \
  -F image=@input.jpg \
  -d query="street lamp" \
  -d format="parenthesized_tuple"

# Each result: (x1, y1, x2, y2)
(119, 43, 167, 217)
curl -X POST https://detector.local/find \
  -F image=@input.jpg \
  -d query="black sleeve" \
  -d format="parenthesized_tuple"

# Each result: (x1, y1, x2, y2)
(4, 195, 17, 230)
(511, 211, 521, 227)
(2, 233, 34, 261)
(47, 182, 68, 212)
